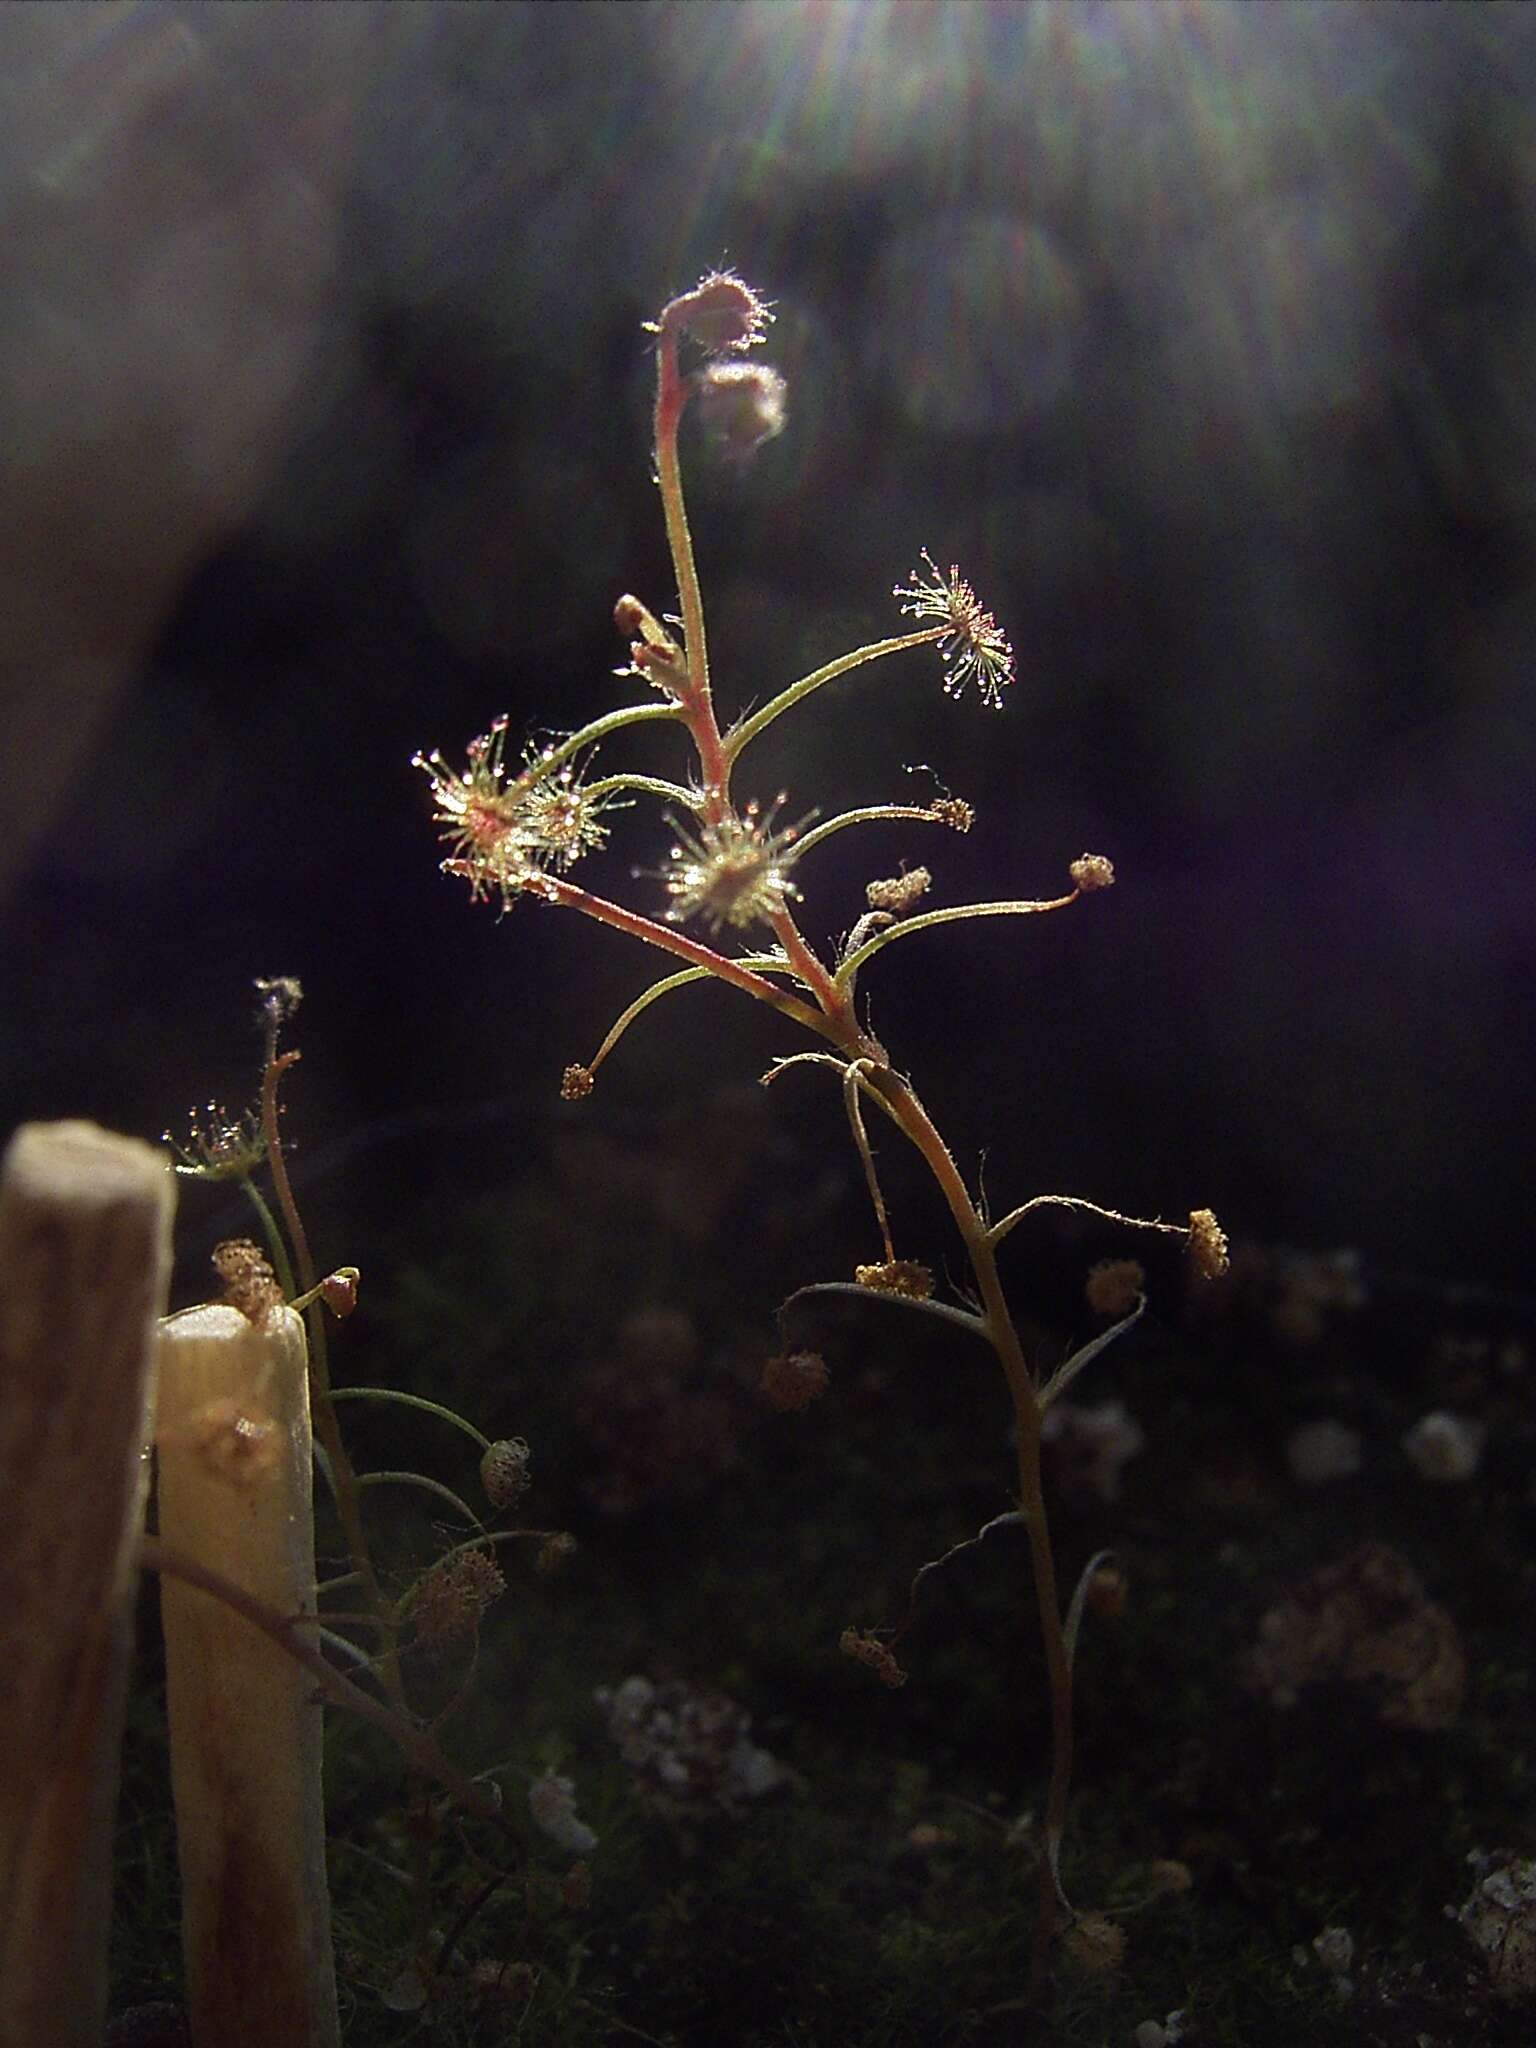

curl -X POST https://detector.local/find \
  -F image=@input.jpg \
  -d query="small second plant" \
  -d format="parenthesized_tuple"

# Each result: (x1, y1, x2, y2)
(416, 269, 1227, 2005)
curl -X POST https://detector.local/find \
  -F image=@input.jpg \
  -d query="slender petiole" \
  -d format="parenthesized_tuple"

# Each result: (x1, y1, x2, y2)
(579, 956, 794, 1081)
(354, 1470, 485, 1531)
(835, 891, 1079, 990)
(843, 1059, 896, 1264)
(531, 700, 683, 781)
(328, 1387, 492, 1453)
(584, 771, 699, 808)
(791, 803, 943, 861)
(987, 1193, 1192, 1251)
(725, 628, 946, 762)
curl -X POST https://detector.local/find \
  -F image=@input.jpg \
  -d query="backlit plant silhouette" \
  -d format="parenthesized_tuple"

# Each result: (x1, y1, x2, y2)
(417, 269, 1227, 2003)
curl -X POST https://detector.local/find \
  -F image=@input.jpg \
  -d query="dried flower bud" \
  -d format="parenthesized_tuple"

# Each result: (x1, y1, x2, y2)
(481, 1436, 532, 1509)
(559, 1861, 591, 1911)
(411, 1545, 506, 1648)
(1085, 1258, 1145, 1318)
(1149, 1859, 1193, 1895)
(760, 1350, 829, 1412)
(561, 1064, 595, 1101)
(1062, 1912, 1126, 1976)
(693, 359, 787, 464)
(657, 269, 773, 353)
(321, 1267, 358, 1318)
(614, 592, 661, 642)
(839, 1627, 907, 1688)
(211, 1237, 283, 1325)
(855, 1258, 934, 1300)
(1186, 1208, 1229, 1281)
(927, 796, 973, 833)
(1070, 852, 1115, 893)
(613, 592, 683, 667)
(536, 1530, 578, 1575)
(866, 867, 931, 916)
(1085, 1564, 1129, 1620)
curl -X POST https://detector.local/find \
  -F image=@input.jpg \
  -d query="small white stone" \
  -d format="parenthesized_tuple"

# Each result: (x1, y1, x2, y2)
(1402, 1411, 1485, 1483)
(1132, 2024, 1167, 2048)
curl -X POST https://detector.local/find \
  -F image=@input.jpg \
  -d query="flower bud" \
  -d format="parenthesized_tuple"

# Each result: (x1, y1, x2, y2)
(693, 360, 787, 465)
(657, 269, 772, 353)
(760, 1350, 829, 1412)
(1069, 852, 1115, 893)
(321, 1268, 358, 1318)
(480, 1436, 532, 1509)
(854, 1258, 933, 1300)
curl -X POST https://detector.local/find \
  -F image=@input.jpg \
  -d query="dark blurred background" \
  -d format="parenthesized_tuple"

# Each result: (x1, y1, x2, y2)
(2, 0, 1533, 1308)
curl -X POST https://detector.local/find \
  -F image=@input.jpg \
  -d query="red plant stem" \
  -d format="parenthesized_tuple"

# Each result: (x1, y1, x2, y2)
(858, 1064, 1068, 2007)
(767, 904, 856, 1035)
(540, 873, 831, 1035)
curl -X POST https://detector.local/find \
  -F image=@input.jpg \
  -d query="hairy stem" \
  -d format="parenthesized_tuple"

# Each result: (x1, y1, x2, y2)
(653, 323, 731, 812)
(541, 874, 831, 1034)
(724, 627, 947, 761)
(792, 802, 944, 862)
(260, 1048, 403, 1704)
(835, 890, 1080, 991)
(855, 1064, 1070, 2002)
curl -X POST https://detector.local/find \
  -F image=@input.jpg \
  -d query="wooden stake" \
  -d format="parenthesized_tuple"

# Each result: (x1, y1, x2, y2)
(0, 1121, 174, 2048)
(156, 1302, 339, 2048)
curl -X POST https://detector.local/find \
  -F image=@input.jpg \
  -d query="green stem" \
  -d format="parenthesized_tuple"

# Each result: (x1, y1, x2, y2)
(791, 803, 940, 862)
(536, 700, 682, 779)
(654, 325, 708, 701)
(238, 1176, 297, 1300)
(835, 890, 1079, 991)
(724, 627, 946, 762)
(653, 323, 732, 814)
(584, 772, 699, 809)
(854, 1066, 1069, 2006)
(581, 955, 793, 1077)
(356, 1471, 485, 1530)
(328, 1388, 492, 1453)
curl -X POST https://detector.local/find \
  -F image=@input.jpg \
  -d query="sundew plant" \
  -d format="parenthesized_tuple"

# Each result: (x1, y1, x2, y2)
(417, 270, 1228, 2002)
